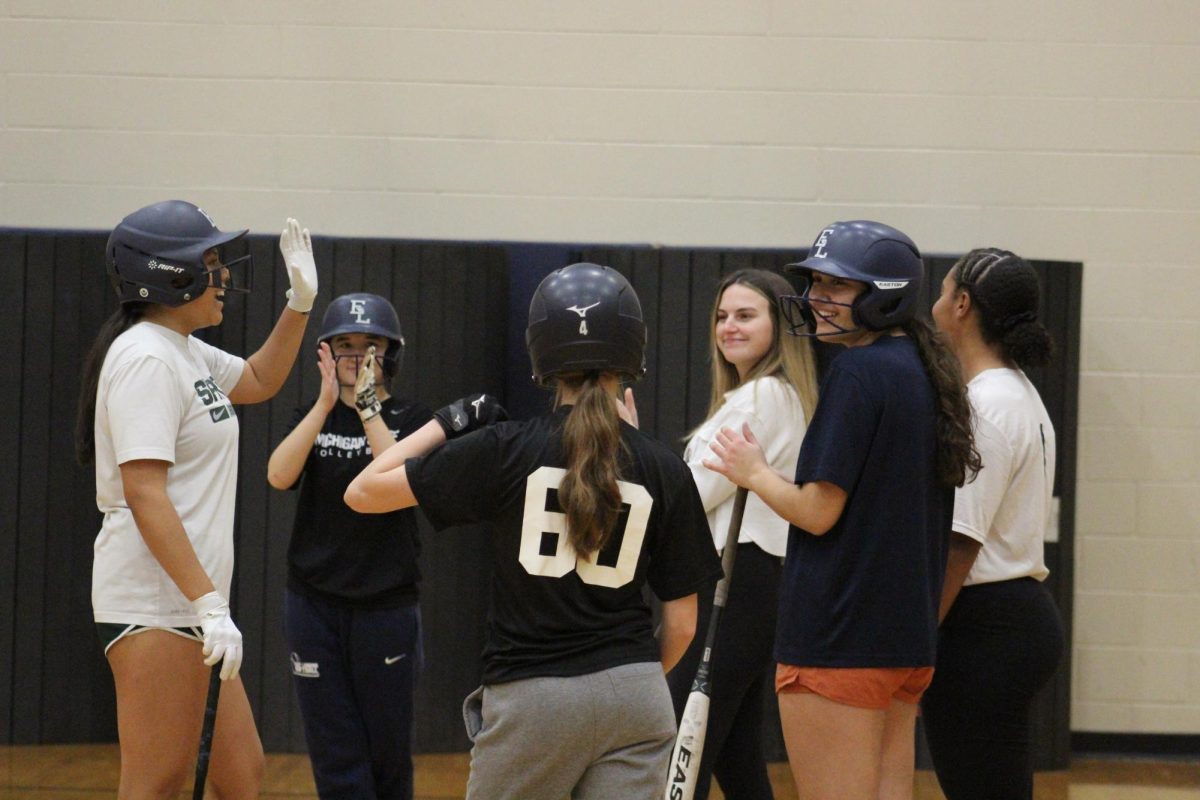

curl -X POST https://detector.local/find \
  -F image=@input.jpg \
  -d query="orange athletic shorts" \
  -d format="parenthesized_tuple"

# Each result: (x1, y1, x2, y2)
(775, 664, 935, 710)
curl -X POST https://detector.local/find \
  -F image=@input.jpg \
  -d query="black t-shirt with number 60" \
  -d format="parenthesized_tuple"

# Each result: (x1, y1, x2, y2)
(406, 404, 723, 685)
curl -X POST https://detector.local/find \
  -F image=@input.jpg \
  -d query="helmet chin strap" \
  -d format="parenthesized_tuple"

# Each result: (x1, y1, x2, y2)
(779, 295, 862, 338)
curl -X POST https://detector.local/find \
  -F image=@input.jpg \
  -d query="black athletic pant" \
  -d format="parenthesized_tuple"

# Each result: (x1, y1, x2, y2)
(667, 542, 780, 800)
(921, 577, 1064, 800)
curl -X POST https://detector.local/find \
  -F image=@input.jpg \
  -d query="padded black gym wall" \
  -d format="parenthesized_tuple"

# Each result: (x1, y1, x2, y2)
(0, 230, 508, 753)
(0, 230, 1078, 769)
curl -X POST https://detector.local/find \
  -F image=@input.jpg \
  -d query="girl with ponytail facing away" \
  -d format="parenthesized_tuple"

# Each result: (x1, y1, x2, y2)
(345, 262, 722, 800)
(922, 248, 1065, 800)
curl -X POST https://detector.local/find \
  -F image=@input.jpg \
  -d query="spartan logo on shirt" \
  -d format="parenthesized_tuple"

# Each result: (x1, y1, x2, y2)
(193, 377, 235, 423)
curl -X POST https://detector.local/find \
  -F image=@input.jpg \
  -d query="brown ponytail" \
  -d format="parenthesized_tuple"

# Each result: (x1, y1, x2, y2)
(76, 303, 147, 466)
(902, 317, 982, 488)
(556, 372, 625, 556)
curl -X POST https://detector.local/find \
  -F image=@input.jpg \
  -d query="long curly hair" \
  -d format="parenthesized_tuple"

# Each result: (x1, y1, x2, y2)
(902, 315, 983, 488)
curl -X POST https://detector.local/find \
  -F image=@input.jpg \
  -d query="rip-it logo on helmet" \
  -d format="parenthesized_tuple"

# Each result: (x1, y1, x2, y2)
(146, 259, 186, 274)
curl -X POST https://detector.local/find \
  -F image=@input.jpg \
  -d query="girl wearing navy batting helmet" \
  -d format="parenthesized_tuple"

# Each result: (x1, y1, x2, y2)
(923, 249, 1065, 800)
(76, 201, 318, 798)
(346, 262, 722, 800)
(267, 292, 432, 800)
(706, 221, 980, 800)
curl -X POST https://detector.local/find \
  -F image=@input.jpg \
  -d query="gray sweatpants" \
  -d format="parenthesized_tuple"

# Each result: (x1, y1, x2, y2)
(462, 661, 677, 800)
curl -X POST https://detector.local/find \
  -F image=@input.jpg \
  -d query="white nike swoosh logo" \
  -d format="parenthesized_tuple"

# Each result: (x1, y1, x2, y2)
(384, 654, 407, 665)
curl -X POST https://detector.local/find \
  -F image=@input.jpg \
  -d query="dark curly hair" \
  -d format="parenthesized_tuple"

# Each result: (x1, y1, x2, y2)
(902, 316, 982, 488)
(950, 248, 1054, 369)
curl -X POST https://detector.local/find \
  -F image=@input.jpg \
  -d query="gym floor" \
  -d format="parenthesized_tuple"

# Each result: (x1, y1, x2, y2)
(1, 746, 1198, 799)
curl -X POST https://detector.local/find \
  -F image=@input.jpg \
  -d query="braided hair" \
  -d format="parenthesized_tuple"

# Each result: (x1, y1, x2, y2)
(950, 248, 1054, 369)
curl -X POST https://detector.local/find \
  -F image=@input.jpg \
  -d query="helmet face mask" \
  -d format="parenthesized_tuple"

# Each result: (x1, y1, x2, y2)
(318, 293, 406, 382)
(782, 220, 924, 336)
(525, 262, 647, 386)
(106, 200, 251, 307)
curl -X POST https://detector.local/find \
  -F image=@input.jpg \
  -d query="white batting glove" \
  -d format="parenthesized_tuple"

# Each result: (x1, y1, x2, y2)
(191, 591, 244, 681)
(280, 217, 318, 313)
(354, 345, 382, 422)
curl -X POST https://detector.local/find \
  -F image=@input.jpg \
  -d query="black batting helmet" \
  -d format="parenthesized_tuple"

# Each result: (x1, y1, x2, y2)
(318, 293, 406, 379)
(106, 200, 250, 306)
(783, 220, 924, 334)
(526, 262, 646, 385)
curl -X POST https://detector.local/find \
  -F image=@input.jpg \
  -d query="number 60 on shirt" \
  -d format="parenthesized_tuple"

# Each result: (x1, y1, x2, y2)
(519, 466, 652, 589)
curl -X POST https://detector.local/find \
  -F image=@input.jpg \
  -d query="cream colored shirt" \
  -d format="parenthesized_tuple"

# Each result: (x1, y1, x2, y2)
(683, 375, 807, 556)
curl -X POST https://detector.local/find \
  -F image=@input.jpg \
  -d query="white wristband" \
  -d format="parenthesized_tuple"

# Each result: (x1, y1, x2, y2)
(190, 591, 228, 619)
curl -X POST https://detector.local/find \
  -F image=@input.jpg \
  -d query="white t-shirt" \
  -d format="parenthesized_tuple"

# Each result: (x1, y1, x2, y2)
(954, 368, 1056, 585)
(684, 375, 807, 556)
(92, 321, 245, 626)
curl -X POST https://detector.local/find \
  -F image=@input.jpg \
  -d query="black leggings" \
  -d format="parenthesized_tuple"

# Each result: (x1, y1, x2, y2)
(921, 577, 1064, 800)
(667, 542, 780, 800)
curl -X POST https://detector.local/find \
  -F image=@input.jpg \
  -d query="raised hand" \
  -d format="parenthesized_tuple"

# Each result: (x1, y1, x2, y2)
(433, 394, 508, 440)
(616, 387, 639, 429)
(355, 344, 382, 422)
(280, 217, 317, 313)
(315, 342, 339, 414)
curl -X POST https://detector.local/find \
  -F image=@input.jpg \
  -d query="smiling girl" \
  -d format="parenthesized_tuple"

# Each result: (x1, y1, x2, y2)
(667, 269, 818, 800)
(77, 201, 317, 798)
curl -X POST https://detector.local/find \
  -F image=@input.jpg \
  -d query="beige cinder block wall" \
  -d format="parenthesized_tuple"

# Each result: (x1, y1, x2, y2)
(2, 2, 1196, 735)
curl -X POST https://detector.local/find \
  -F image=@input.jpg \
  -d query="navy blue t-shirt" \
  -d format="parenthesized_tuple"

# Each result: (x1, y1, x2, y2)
(775, 335, 952, 668)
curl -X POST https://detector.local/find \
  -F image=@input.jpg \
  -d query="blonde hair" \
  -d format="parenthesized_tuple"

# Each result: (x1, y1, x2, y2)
(554, 372, 625, 556)
(698, 269, 819, 430)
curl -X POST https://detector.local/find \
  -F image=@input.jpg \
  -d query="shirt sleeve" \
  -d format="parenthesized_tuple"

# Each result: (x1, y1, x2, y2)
(105, 356, 182, 466)
(684, 405, 745, 514)
(406, 427, 502, 531)
(646, 467, 724, 602)
(193, 337, 246, 395)
(794, 364, 876, 496)
(951, 413, 1013, 544)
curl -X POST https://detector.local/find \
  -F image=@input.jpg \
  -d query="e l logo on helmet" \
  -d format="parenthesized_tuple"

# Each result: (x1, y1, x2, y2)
(812, 228, 834, 259)
(349, 299, 372, 324)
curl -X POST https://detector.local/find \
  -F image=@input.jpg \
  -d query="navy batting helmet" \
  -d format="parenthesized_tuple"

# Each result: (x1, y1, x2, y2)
(318, 293, 406, 379)
(106, 200, 250, 306)
(782, 220, 924, 334)
(526, 263, 646, 385)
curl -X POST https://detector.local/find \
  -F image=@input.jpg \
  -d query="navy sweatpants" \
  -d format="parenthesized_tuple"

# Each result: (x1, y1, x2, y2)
(285, 588, 423, 800)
